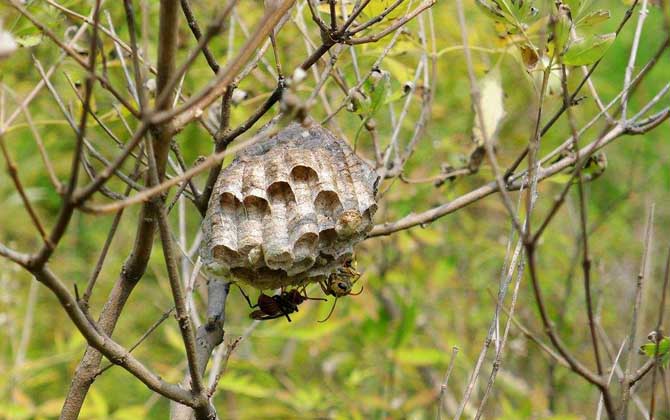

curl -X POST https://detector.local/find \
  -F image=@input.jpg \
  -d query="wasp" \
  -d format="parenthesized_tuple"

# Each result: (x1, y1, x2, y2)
(241, 288, 325, 322)
(318, 260, 363, 322)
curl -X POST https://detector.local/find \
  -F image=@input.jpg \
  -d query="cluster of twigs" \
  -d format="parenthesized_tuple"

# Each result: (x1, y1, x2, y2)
(431, 1, 670, 419)
(0, 0, 668, 419)
(1, 0, 438, 418)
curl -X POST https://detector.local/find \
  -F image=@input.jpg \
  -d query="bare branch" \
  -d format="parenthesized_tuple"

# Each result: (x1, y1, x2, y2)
(32, 266, 195, 405)
(345, 0, 436, 45)
(152, 0, 297, 132)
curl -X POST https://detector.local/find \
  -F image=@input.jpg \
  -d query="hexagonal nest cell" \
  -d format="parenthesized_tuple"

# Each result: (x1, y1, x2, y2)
(201, 122, 379, 290)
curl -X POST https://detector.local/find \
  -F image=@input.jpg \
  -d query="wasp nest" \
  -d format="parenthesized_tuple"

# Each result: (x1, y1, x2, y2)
(201, 122, 379, 290)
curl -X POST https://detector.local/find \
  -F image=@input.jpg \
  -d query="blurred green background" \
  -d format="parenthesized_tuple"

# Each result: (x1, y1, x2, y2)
(1, 0, 669, 418)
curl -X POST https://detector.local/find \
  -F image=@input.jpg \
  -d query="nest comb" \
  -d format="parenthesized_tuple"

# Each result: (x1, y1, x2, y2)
(201, 122, 379, 290)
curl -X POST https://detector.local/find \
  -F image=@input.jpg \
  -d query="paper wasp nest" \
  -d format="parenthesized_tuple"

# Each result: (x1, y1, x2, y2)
(201, 122, 379, 290)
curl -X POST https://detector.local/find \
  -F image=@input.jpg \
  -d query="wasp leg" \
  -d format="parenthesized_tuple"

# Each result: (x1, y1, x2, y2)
(318, 298, 338, 323)
(237, 284, 258, 308)
(319, 280, 329, 295)
(350, 285, 364, 296)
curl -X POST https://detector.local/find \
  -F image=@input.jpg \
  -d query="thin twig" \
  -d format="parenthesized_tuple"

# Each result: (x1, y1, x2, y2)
(437, 346, 458, 420)
(620, 204, 655, 418)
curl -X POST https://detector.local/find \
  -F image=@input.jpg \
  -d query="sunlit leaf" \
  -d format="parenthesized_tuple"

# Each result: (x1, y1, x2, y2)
(562, 33, 615, 66)
(562, 0, 583, 15)
(217, 373, 273, 398)
(80, 388, 109, 419)
(383, 56, 412, 83)
(394, 347, 449, 366)
(391, 302, 417, 348)
(273, 318, 346, 340)
(576, 10, 610, 28)
(14, 34, 43, 48)
(37, 399, 67, 417)
(368, 72, 390, 117)
(112, 405, 148, 420)
(363, 0, 407, 21)
(0, 402, 32, 420)
(552, 9, 572, 57)
(640, 337, 670, 358)
(475, 0, 505, 20)
(547, 173, 573, 185)
(164, 325, 185, 351)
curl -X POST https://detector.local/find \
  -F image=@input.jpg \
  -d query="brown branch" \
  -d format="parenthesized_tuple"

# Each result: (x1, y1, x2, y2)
(151, 0, 297, 131)
(0, 242, 30, 266)
(180, 0, 222, 73)
(62, 1, 186, 417)
(154, 1, 239, 115)
(524, 245, 604, 386)
(123, 0, 148, 112)
(348, 0, 406, 34)
(64, 0, 102, 202)
(172, 279, 231, 420)
(156, 205, 213, 416)
(82, 148, 144, 305)
(145, 121, 207, 406)
(31, 266, 195, 405)
(383, 113, 612, 230)
(558, 59, 614, 417)
(95, 307, 176, 378)
(345, 0, 435, 45)
(306, 0, 330, 33)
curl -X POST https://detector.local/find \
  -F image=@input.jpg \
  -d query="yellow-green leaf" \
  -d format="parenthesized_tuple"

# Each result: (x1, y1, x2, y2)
(563, 33, 615, 66)
(394, 347, 450, 366)
(576, 10, 610, 28)
(15, 34, 43, 48)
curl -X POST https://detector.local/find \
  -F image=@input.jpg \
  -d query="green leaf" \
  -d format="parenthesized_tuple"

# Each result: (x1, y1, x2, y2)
(112, 405, 148, 420)
(547, 173, 573, 185)
(273, 318, 346, 340)
(552, 11, 572, 56)
(562, 0, 583, 15)
(391, 302, 417, 349)
(14, 34, 43, 48)
(164, 325, 185, 351)
(0, 402, 32, 420)
(363, 0, 407, 21)
(475, 0, 505, 20)
(79, 388, 109, 419)
(642, 337, 670, 357)
(562, 33, 615, 66)
(383, 57, 412, 83)
(394, 347, 450, 366)
(576, 10, 610, 28)
(368, 72, 390, 117)
(217, 373, 273, 398)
